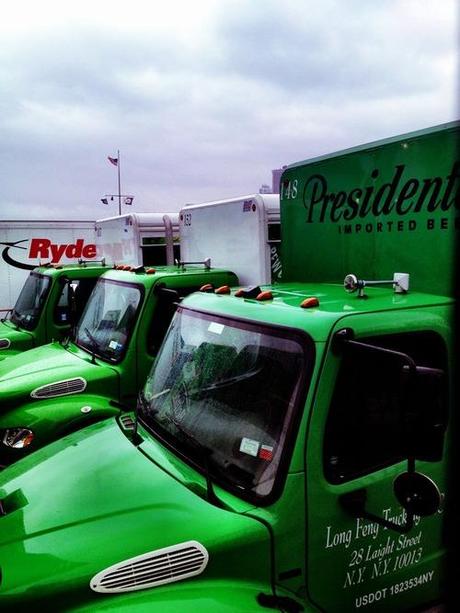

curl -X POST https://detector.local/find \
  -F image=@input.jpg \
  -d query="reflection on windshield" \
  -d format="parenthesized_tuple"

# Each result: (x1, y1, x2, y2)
(139, 308, 308, 501)
(75, 279, 142, 362)
(11, 273, 51, 330)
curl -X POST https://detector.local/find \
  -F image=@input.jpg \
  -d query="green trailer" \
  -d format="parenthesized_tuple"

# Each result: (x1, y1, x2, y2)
(0, 121, 456, 611)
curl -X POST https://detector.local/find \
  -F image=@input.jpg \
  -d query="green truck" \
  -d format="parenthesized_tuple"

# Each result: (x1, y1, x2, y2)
(0, 121, 456, 611)
(0, 262, 108, 359)
(0, 263, 237, 465)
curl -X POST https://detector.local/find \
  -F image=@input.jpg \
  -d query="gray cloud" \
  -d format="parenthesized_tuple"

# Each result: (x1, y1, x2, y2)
(0, 0, 457, 220)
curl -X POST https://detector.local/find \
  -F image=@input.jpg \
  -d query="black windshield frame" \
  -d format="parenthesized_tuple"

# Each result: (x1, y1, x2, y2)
(11, 272, 51, 331)
(138, 305, 315, 506)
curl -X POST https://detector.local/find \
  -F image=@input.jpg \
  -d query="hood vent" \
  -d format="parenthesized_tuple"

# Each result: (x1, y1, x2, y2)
(90, 540, 209, 594)
(119, 414, 135, 431)
(0, 339, 11, 349)
(31, 377, 87, 399)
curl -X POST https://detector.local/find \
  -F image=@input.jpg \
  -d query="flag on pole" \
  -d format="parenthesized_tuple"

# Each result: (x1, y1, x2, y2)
(124, 196, 134, 205)
(108, 156, 118, 166)
(101, 198, 109, 205)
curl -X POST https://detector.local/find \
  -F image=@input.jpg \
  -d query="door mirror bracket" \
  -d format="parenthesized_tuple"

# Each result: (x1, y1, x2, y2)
(339, 468, 441, 534)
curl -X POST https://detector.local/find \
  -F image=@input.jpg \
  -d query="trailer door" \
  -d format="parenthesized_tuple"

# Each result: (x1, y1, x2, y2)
(305, 309, 449, 612)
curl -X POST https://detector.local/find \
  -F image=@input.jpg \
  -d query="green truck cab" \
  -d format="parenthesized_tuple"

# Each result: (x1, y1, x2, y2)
(0, 121, 456, 611)
(0, 262, 108, 359)
(0, 264, 237, 465)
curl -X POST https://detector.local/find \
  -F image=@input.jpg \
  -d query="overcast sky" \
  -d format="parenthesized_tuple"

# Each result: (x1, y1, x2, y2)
(0, 0, 457, 220)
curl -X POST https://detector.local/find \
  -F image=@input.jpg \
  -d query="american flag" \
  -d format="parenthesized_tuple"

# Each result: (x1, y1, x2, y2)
(108, 156, 118, 166)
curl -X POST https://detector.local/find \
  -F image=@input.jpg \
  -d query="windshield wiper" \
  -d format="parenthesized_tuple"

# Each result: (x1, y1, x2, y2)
(8, 309, 21, 330)
(190, 366, 263, 396)
(84, 327, 99, 363)
(169, 417, 225, 509)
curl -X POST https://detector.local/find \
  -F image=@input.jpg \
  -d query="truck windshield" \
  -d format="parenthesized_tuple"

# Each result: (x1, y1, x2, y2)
(11, 272, 51, 330)
(75, 279, 142, 362)
(139, 307, 310, 503)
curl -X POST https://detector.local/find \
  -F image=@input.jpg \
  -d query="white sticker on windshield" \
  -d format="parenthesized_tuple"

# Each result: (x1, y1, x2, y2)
(240, 437, 260, 457)
(208, 322, 224, 335)
(109, 340, 119, 349)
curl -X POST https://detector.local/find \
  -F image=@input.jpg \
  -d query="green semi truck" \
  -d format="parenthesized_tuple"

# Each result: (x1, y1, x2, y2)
(0, 121, 456, 611)
(0, 263, 237, 465)
(0, 262, 108, 359)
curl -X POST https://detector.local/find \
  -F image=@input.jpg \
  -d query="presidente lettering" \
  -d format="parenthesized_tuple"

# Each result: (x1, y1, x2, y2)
(302, 161, 460, 224)
(29, 238, 96, 263)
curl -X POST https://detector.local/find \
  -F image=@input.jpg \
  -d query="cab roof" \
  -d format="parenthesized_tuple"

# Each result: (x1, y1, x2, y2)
(181, 282, 453, 342)
(35, 263, 109, 276)
(100, 265, 237, 289)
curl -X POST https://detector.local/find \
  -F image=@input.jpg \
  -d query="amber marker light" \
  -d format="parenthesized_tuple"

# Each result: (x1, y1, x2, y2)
(200, 283, 214, 292)
(146, 268, 156, 274)
(256, 291, 273, 301)
(215, 285, 231, 294)
(300, 297, 319, 308)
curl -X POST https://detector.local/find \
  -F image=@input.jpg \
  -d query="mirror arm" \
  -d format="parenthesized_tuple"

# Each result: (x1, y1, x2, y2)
(339, 488, 415, 534)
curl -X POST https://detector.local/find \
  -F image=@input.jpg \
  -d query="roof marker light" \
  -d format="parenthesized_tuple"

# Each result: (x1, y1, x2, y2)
(215, 285, 231, 295)
(200, 283, 214, 292)
(146, 268, 156, 274)
(256, 290, 273, 301)
(300, 297, 319, 308)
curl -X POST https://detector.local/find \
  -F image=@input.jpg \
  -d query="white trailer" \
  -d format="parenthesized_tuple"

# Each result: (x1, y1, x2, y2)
(179, 194, 281, 286)
(0, 220, 97, 311)
(95, 213, 180, 267)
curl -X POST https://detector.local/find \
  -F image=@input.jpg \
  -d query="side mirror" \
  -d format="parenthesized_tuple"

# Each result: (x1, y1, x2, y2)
(393, 472, 442, 517)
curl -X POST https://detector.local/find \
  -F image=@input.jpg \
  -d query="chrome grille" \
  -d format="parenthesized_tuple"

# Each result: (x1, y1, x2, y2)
(31, 377, 87, 399)
(90, 541, 208, 593)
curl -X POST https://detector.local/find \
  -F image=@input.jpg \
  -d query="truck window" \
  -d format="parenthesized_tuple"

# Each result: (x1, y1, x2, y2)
(75, 279, 143, 363)
(141, 238, 180, 266)
(139, 307, 312, 504)
(323, 331, 448, 484)
(11, 272, 51, 331)
(53, 278, 98, 326)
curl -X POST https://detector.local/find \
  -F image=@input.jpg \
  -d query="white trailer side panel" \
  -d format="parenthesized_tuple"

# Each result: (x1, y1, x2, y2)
(180, 195, 279, 286)
(95, 213, 180, 267)
(0, 220, 96, 310)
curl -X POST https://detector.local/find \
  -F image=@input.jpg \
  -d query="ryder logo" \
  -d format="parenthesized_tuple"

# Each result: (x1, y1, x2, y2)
(1, 238, 97, 271)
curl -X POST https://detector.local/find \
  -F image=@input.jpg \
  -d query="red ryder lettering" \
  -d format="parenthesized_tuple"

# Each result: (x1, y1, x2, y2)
(29, 238, 96, 263)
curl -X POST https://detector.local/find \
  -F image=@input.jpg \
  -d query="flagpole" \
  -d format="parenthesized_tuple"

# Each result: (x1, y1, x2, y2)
(117, 149, 122, 215)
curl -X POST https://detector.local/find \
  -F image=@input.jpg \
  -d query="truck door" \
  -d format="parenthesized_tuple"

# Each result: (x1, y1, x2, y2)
(135, 287, 179, 394)
(305, 310, 449, 612)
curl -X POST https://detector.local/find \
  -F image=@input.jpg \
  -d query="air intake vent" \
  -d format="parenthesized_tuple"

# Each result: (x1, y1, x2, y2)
(31, 377, 87, 399)
(90, 541, 209, 594)
(119, 414, 135, 431)
(0, 339, 11, 349)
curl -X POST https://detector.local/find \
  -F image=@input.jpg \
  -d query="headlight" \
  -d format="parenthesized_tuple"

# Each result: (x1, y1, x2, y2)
(2, 428, 34, 449)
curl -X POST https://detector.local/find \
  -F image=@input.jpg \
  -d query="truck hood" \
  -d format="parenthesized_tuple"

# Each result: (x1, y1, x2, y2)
(0, 321, 34, 360)
(0, 419, 270, 607)
(0, 342, 117, 405)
